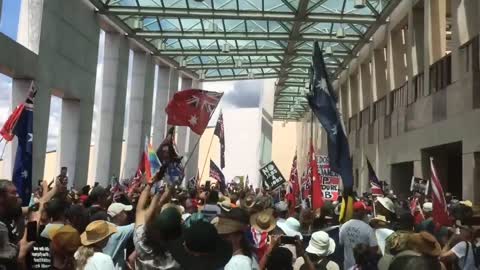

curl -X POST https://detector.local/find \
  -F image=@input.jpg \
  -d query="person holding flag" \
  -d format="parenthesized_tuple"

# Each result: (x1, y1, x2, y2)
(285, 153, 300, 215)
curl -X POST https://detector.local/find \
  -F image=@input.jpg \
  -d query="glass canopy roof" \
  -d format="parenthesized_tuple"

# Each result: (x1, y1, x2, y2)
(89, 0, 397, 120)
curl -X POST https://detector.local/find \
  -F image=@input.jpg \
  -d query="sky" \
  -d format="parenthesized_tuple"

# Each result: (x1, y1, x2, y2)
(0, 2, 262, 153)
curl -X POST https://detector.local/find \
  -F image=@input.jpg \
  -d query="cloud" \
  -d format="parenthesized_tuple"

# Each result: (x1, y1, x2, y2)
(223, 80, 261, 108)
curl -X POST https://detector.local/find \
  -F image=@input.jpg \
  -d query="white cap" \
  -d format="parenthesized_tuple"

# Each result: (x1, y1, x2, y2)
(423, 202, 433, 212)
(107, 203, 133, 217)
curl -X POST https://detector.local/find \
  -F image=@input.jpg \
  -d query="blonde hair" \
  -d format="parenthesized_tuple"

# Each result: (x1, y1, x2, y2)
(75, 246, 95, 270)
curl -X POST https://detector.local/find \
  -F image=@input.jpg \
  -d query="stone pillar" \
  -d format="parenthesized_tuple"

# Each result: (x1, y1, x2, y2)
(408, 6, 425, 77)
(360, 62, 372, 109)
(166, 68, 179, 131)
(424, 0, 446, 91)
(348, 73, 359, 115)
(1, 80, 31, 179)
(388, 27, 407, 89)
(122, 52, 155, 179)
(17, 0, 44, 54)
(176, 77, 192, 156)
(462, 153, 480, 204)
(93, 32, 129, 185)
(57, 99, 80, 187)
(373, 48, 387, 100)
(151, 65, 170, 148)
(184, 80, 202, 179)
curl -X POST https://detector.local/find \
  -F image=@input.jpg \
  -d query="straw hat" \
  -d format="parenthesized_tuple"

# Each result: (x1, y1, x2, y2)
(277, 217, 303, 239)
(250, 208, 276, 232)
(370, 215, 390, 227)
(48, 225, 81, 254)
(215, 217, 246, 235)
(80, 220, 117, 246)
(306, 231, 336, 256)
(407, 231, 441, 257)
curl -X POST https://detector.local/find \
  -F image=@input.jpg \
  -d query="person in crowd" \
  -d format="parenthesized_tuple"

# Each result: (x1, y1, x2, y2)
(260, 234, 315, 270)
(0, 179, 32, 269)
(218, 197, 233, 214)
(416, 202, 450, 245)
(275, 201, 289, 221)
(103, 202, 135, 269)
(349, 244, 377, 270)
(369, 215, 394, 256)
(169, 220, 232, 270)
(200, 190, 222, 222)
(440, 225, 478, 270)
(66, 204, 89, 233)
(339, 201, 378, 270)
(299, 231, 339, 270)
(75, 220, 117, 269)
(40, 197, 68, 238)
(87, 185, 109, 220)
(133, 185, 182, 269)
(375, 197, 396, 222)
(215, 214, 259, 269)
(249, 208, 277, 260)
(48, 225, 81, 270)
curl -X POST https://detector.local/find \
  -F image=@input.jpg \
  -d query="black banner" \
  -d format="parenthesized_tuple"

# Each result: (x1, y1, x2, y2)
(260, 161, 286, 191)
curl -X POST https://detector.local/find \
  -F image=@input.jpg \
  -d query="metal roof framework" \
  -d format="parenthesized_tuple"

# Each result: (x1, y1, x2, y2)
(89, 0, 398, 120)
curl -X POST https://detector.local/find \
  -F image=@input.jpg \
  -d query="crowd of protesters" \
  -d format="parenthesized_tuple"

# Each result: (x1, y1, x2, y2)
(0, 172, 479, 270)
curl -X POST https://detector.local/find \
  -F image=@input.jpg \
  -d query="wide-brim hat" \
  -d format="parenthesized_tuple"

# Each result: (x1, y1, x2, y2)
(250, 208, 276, 233)
(215, 217, 246, 234)
(243, 195, 256, 209)
(306, 231, 336, 256)
(407, 231, 441, 257)
(80, 220, 117, 246)
(48, 225, 81, 254)
(377, 197, 395, 213)
(277, 217, 303, 239)
(218, 197, 232, 212)
(168, 221, 232, 270)
(370, 215, 390, 226)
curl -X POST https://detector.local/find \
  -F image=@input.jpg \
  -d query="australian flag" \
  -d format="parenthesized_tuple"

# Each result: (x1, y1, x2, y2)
(12, 83, 36, 206)
(209, 160, 225, 191)
(307, 41, 354, 189)
(214, 111, 225, 169)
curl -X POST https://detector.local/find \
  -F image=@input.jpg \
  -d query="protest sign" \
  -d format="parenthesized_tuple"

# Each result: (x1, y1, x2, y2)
(317, 155, 340, 201)
(410, 176, 429, 195)
(260, 161, 286, 191)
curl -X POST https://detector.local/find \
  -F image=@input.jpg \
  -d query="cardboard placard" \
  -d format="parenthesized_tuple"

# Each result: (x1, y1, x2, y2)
(260, 161, 286, 191)
(410, 176, 429, 195)
(317, 155, 340, 201)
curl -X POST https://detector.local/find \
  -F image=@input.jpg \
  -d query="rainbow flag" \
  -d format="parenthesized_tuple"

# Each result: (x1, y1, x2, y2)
(144, 137, 162, 183)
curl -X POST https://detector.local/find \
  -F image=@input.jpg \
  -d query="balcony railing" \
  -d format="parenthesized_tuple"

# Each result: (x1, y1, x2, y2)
(410, 72, 424, 104)
(459, 34, 479, 73)
(429, 53, 452, 93)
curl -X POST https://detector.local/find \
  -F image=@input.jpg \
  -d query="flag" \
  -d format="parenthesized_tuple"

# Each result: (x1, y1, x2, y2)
(214, 111, 225, 169)
(301, 170, 310, 203)
(310, 141, 324, 209)
(11, 82, 36, 206)
(0, 104, 25, 142)
(286, 154, 299, 212)
(410, 197, 419, 216)
(209, 159, 225, 191)
(166, 89, 223, 135)
(156, 127, 181, 164)
(430, 158, 451, 226)
(143, 137, 162, 183)
(367, 158, 383, 196)
(307, 41, 354, 222)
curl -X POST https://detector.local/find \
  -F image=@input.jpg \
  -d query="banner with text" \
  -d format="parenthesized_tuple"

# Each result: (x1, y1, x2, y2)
(317, 155, 340, 201)
(260, 161, 286, 191)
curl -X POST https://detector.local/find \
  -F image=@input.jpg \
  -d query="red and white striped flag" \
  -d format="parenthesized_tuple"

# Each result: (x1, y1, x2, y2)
(286, 154, 300, 213)
(430, 158, 451, 226)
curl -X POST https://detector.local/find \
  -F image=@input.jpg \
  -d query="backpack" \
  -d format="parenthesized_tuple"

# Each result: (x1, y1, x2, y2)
(463, 241, 480, 268)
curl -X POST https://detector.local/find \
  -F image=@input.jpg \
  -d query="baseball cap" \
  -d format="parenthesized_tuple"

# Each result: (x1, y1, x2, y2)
(107, 202, 133, 218)
(353, 201, 368, 212)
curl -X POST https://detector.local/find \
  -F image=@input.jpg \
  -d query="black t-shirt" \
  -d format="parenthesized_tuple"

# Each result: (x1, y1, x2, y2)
(26, 225, 51, 270)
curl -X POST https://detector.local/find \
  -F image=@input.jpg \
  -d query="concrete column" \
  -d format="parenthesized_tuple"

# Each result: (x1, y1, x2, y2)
(184, 80, 201, 179)
(176, 77, 192, 156)
(1, 80, 31, 179)
(32, 83, 50, 184)
(348, 73, 359, 115)
(57, 99, 80, 187)
(388, 28, 407, 89)
(373, 48, 387, 100)
(424, 0, 446, 91)
(151, 65, 170, 148)
(93, 32, 129, 185)
(340, 83, 350, 119)
(360, 62, 372, 109)
(408, 7, 425, 77)
(17, 0, 44, 54)
(462, 153, 480, 203)
(122, 51, 155, 179)
(166, 68, 179, 131)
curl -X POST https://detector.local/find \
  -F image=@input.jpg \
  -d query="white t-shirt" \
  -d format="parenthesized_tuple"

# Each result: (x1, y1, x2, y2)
(451, 241, 479, 270)
(74, 252, 115, 270)
(224, 254, 259, 270)
(339, 219, 378, 270)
